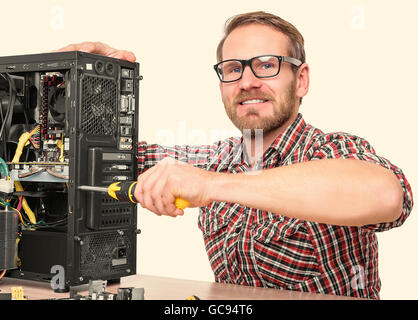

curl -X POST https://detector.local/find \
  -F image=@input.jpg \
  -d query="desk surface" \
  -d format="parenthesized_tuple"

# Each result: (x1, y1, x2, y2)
(0, 274, 359, 300)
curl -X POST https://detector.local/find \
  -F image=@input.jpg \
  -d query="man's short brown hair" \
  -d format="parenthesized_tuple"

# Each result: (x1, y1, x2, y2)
(216, 11, 305, 73)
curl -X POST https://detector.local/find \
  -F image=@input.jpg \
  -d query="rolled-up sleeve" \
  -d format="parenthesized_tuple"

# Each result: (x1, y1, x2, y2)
(137, 138, 241, 175)
(305, 132, 413, 232)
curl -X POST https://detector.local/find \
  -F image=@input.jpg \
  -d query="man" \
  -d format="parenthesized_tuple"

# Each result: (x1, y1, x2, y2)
(58, 11, 413, 299)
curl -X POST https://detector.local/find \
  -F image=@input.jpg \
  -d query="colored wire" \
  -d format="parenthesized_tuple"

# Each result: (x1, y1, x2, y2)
(30, 218, 68, 229)
(11, 125, 39, 163)
(11, 128, 40, 224)
(29, 137, 40, 149)
(0, 197, 10, 209)
(11, 207, 27, 227)
(0, 197, 25, 226)
(16, 193, 23, 212)
(13, 181, 36, 224)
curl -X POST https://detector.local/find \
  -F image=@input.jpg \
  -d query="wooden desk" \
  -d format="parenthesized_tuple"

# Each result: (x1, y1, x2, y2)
(0, 274, 358, 300)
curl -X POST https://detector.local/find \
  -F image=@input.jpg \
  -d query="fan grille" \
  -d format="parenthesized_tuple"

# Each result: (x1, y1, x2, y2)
(81, 75, 117, 136)
(80, 231, 131, 277)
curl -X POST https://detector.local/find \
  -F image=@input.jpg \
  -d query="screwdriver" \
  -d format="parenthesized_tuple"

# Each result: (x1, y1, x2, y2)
(78, 181, 190, 209)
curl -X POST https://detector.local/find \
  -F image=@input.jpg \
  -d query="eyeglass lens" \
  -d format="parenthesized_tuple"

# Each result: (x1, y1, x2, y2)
(217, 55, 280, 82)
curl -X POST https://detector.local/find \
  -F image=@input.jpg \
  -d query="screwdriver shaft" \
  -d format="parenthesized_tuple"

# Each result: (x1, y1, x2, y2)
(78, 185, 108, 193)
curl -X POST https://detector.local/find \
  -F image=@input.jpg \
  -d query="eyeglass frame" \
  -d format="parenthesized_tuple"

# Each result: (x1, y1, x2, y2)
(213, 55, 302, 83)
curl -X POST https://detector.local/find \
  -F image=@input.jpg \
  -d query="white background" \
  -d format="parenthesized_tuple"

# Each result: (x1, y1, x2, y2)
(2, 0, 417, 299)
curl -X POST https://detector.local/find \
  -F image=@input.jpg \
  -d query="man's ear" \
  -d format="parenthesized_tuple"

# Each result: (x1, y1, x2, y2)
(295, 63, 310, 101)
(219, 81, 223, 95)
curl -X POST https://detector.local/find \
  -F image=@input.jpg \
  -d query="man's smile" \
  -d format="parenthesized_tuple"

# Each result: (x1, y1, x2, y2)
(236, 99, 272, 116)
(239, 98, 268, 105)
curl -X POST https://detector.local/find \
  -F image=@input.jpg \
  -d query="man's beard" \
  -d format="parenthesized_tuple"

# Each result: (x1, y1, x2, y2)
(223, 80, 297, 138)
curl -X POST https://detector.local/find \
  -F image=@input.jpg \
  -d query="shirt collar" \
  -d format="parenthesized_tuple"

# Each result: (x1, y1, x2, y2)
(238, 113, 307, 168)
(229, 113, 306, 172)
(268, 112, 307, 157)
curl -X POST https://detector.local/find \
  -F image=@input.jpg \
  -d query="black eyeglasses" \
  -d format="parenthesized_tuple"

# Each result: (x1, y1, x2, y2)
(213, 55, 302, 83)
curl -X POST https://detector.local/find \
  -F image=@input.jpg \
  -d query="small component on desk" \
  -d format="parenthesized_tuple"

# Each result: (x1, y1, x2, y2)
(186, 295, 200, 300)
(52, 280, 145, 300)
(0, 293, 12, 300)
(68, 280, 110, 300)
(11, 287, 26, 300)
(117, 287, 145, 300)
(0, 285, 28, 301)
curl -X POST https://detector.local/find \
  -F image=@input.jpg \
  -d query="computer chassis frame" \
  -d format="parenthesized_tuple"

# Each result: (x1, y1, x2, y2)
(0, 51, 141, 291)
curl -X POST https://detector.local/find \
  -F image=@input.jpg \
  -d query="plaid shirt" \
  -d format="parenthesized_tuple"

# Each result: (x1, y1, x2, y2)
(137, 113, 413, 299)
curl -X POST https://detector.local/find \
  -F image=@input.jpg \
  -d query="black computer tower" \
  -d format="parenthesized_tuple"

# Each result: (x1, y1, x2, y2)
(0, 51, 140, 291)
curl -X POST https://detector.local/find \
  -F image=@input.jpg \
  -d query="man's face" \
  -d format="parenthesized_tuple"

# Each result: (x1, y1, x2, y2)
(220, 24, 299, 136)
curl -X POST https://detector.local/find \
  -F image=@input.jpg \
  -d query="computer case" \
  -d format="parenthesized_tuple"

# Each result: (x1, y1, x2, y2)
(0, 51, 140, 291)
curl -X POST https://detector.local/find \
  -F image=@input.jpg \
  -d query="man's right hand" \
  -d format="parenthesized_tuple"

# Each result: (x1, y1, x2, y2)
(55, 41, 136, 62)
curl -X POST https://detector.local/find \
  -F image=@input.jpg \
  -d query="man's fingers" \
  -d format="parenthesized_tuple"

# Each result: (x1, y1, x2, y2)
(53, 44, 77, 52)
(161, 193, 179, 217)
(108, 50, 136, 63)
(54, 41, 136, 62)
(175, 208, 185, 216)
(142, 189, 160, 216)
(55, 41, 100, 53)
(151, 178, 169, 215)
(136, 160, 185, 217)
(139, 163, 166, 215)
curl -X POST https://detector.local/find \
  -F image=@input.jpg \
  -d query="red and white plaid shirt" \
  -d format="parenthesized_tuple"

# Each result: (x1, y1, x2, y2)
(137, 113, 413, 299)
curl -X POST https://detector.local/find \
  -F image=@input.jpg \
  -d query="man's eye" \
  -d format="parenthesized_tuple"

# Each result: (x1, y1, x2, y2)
(261, 63, 274, 70)
(226, 66, 242, 74)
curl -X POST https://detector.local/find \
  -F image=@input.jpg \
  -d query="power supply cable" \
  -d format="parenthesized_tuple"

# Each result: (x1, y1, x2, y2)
(12, 126, 39, 163)
(13, 181, 36, 225)
(29, 217, 68, 229)
(11, 128, 40, 224)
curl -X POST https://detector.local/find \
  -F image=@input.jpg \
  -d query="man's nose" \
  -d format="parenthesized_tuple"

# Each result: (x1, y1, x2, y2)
(238, 66, 262, 90)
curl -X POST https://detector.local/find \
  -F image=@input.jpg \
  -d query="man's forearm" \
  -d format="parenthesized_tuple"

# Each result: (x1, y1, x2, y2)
(209, 158, 404, 227)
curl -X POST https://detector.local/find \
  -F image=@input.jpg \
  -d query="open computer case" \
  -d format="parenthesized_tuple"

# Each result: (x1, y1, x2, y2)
(0, 51, 140, 291)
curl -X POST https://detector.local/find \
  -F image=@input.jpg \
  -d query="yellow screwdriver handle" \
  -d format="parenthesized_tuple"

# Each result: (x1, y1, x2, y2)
(107, 182, 122, 201)
(174, 198, 190, 210)
(108, 181, 190, 209)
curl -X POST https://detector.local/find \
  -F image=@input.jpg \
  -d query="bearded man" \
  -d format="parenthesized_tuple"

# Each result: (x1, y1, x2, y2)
(58, 11, 413, 299)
